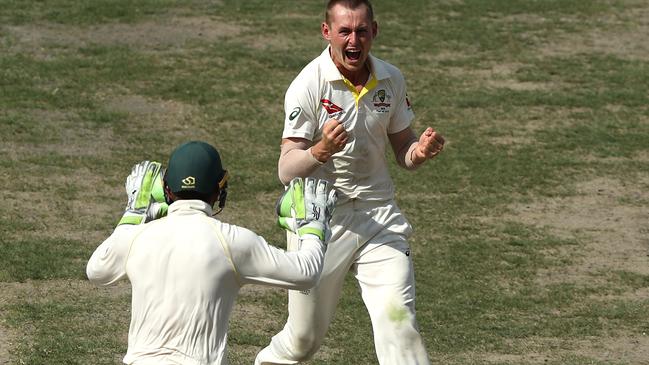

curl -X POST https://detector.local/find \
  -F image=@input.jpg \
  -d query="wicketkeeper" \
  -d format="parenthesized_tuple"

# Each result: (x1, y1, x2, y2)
(86, 140, 336, 365)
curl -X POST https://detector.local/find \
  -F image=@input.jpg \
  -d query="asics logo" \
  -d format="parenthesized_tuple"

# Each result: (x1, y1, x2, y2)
(289, 107, 301, 121)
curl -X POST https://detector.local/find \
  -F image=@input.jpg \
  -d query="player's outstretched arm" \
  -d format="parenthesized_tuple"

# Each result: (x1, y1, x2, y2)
(224, 177, 337, 290)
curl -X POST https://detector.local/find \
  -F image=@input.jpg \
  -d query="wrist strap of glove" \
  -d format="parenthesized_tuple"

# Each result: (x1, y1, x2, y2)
(298, 225, 324, 241)
(118, 213, 146, 226)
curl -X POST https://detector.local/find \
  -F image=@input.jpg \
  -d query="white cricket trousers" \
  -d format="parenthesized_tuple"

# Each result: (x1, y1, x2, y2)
(255, 199, 430, 365)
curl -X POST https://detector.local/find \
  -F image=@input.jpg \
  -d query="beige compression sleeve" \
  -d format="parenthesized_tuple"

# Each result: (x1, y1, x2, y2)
(278, 140, 324, 185)
(396, 141, 422, 170)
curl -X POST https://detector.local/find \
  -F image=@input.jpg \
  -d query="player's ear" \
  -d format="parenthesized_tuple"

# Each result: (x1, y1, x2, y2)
(322, 22, 331, 41)
(372, 20, 378, 38)
(213, 170, 229, 214)
(163, 182, 176, 205)
(216, 183, 228, 209)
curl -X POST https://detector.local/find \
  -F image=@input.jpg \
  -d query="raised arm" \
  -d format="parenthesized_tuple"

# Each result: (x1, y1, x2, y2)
(86, 160, 167, 285)
(390, 126, 445, 170)
(278, 119, 348, 185)
(86, 225, 139, 286)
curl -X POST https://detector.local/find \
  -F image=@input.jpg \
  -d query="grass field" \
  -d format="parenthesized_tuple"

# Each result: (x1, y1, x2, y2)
(1, 0, 649, 364)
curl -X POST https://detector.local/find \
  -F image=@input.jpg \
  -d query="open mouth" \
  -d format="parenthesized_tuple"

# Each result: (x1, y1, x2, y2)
(345, 50, 361, 61)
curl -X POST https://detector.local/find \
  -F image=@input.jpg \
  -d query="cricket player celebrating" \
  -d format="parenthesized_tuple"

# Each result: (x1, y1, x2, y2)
(86, 141, 336, 365)
(255, 1, 445, 364)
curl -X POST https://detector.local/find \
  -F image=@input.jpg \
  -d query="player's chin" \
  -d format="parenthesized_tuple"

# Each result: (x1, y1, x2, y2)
(343, 58, 366, 71)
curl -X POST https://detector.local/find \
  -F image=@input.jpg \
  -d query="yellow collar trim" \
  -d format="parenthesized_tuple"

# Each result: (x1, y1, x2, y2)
(342, 72, 378, 107)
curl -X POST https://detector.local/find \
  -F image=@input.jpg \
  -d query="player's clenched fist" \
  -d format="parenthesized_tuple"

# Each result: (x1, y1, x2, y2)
(414, 127, 445, 161)
(323, 119, 348, 150)
(311, 119, 348, 162)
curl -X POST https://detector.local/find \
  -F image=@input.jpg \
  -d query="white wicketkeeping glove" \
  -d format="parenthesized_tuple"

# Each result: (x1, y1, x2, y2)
(276, 177, 337, 241)
(118, 160, 168, 226)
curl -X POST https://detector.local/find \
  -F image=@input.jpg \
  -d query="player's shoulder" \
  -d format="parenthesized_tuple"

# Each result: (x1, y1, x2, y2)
(293, 47, 338, 81)
(208, 218, 258, 244)
(292, 54, 326, 84)
(286, 55, 325, 102)
(371, 54, 406, 80)
(134, 217, 166, 236)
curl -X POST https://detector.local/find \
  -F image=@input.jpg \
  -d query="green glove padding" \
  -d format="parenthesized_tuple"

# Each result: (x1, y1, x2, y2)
(118, 160, 168, 226)
(276, 177, 337, 241)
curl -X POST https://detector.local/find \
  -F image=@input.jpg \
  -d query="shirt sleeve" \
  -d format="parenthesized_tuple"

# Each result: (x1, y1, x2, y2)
(282, 67, 320, 141)
(220, 223, 325, 290)
(86, 224, 142, 286)
(387, 69, 415, 134)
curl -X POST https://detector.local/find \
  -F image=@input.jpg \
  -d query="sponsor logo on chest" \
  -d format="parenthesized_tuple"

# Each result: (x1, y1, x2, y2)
(320, 98, 344, 118)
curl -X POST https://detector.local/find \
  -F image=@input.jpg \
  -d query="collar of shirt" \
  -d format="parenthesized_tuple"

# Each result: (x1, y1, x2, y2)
(168, 199, 213, 216)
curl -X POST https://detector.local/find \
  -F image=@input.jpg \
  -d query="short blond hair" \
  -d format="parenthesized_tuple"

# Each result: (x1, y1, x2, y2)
(325, 0, 374, 24)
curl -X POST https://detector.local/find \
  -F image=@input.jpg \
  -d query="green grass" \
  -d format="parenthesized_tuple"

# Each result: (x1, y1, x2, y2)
(1, 0, 648, 364)
(4, 284, 130, 365)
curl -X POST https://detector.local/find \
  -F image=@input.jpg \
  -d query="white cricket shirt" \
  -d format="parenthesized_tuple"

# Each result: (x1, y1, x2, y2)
(87, 200, 325, 365)
(283, 46, 415, 203)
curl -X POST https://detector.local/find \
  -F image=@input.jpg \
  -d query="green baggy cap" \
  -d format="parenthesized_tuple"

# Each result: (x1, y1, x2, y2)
(166, 141, 226, 195)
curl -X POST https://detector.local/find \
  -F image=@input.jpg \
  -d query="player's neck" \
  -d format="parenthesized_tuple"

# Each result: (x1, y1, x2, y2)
(340, 64, 370, 91)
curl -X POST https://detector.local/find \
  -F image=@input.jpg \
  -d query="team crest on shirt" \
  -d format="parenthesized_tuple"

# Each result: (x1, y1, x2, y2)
(320, 99, 344, 117)
(372, 89, 392, 113)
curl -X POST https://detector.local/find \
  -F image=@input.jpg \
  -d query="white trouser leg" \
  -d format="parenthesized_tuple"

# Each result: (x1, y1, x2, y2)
(354, 240, 430, 365)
